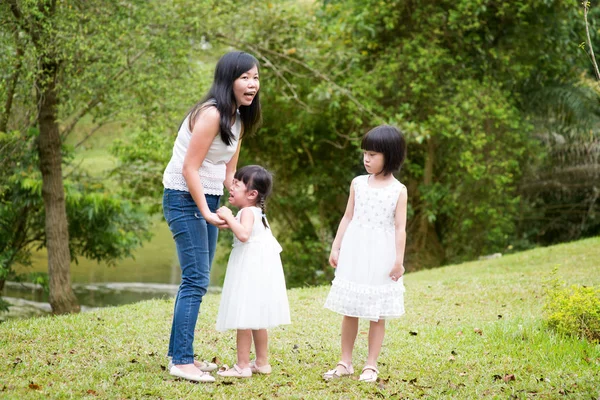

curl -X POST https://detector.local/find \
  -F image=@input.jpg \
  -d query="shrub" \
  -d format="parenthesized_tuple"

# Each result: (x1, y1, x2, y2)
(544, 277, 600, 343)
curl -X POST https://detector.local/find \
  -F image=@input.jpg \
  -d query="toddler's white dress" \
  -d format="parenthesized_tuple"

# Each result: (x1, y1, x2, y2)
(324, 175, 406, 321)
(216, 206, 291, 331)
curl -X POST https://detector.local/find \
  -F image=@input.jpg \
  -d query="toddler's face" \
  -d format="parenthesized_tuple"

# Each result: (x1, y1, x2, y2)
(363, 151, 385, 175)
(228, 179, 252, 207)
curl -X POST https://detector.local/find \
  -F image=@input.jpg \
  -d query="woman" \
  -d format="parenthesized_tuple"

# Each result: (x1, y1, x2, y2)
(162, 51, 262, 382)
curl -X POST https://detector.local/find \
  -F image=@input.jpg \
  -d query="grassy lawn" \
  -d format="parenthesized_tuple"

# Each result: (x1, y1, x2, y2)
(1, 237, 599, 399)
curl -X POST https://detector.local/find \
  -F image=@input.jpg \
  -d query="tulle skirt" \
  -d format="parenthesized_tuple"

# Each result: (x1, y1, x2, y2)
(216, 232, 291, 331)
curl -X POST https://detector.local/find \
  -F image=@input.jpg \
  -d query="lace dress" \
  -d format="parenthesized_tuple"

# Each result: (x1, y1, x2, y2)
(216, 207, 291, 331)
(324, 175, 406, 321)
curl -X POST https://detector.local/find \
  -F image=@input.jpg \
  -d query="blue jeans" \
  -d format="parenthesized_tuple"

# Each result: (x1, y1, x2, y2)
(163, 189, 220, 364)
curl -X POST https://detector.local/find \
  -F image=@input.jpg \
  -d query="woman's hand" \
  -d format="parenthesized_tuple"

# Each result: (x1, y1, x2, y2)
(205, 212, 227, 228)
(389, 263, 405, 282)
(329, 249, 340, 268)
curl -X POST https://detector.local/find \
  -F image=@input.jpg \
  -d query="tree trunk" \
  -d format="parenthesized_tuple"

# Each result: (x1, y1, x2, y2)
(412, 136, 445, 268)
(36, 61, 80, 314)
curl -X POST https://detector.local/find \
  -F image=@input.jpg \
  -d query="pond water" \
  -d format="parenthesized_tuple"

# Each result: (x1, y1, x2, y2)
(1, 221, 225, 321)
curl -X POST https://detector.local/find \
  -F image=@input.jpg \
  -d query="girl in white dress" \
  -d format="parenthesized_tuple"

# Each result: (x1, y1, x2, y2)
(323, 125, 408, 383)
(215, 165, 291, 378)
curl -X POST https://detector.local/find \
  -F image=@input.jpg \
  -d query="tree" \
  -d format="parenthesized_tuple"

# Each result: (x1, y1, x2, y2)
(1, 0, 210, 313)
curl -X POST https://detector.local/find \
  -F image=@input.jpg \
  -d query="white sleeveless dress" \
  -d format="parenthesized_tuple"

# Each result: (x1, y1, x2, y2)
(216, 207, 291, 331)
(324, 175, 406, 321)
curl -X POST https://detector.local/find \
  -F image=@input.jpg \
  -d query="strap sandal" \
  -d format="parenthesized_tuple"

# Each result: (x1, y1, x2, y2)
(216, 363, 252, 378)
(359, 365, 379, 382)
(250, 360, 272, 374)
(323, 361, 354, 380)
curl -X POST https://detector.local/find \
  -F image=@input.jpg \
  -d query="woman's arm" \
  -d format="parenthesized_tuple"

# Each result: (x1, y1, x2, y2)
(389, 186, 408, 280)
(329, 179, 356, 268)
(216, 206, 254, 242)
(224, 138, 243, 191)
(182, 106, 225, 226)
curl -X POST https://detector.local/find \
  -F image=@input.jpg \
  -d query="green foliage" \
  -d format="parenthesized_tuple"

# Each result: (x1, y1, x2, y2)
(0, 130, 151, 303)
(545, 276, 600, 343)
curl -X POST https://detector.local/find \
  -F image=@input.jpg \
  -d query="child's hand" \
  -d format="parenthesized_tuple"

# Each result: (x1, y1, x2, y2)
(216, 206, 233, 220)
(389, 263, 405, 281)
(329, 249, 340, 268)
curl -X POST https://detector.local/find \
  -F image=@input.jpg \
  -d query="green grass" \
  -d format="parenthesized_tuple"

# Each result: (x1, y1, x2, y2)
(1, 237, 599, 399)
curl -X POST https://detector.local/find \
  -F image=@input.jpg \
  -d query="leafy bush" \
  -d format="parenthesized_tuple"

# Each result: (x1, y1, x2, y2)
(545, 277, 600, 343)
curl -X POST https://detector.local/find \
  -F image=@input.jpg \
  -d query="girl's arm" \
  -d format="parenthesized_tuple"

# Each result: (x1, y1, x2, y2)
(182, 106, 226, 227)
(329, 179, 356, 268)
(389, 186, 408, 280)
(216, 206, 254, 242)
(224, 137, 242, 191)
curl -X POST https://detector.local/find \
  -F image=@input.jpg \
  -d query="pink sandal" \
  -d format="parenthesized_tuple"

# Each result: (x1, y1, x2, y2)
(323, 361, 354, 380)
(359, 365, 379, 382)
(217, 364, 252, 378)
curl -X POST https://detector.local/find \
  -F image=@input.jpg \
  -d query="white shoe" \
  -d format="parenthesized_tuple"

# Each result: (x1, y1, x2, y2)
(169, 365, 215, 383)
(168, 357, 218, 372)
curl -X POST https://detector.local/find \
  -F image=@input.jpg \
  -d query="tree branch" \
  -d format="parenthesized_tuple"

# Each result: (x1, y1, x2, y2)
(584, 1, 600, 81)
(61, 46, 149, 139)
(1, 29, 24, 133)
(215, 33, 387, 124)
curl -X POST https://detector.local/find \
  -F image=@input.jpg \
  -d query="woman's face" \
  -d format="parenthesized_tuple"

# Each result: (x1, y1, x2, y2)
(233, 65, 260, 108)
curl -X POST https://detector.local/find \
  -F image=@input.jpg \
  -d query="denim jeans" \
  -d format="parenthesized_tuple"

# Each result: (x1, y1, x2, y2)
(163, 189, 220, 364)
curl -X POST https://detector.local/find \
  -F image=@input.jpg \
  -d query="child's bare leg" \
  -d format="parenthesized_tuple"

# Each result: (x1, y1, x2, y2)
(341, 316, 359, 366)
(252, 329, 269, 367)
(236, 329, 252, 368)
(366, 319, 386, 366)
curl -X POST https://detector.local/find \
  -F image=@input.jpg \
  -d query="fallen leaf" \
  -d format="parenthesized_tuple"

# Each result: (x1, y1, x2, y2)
(451, 350, 457, 355)
(503, 374, 515, 382)
(360, 331, 368, 335)
(493, 374, 502, 381)
(448, 356, 456, 362)
(12, 358, 22, 368)
(292, 344, 299, 350)
(130, 359, 138, 364)
(160, 365, 166, 371)
(86, 389, 98, 396)
(409, 331, 418, 336)
(474, 328, 483, 335)
(459, 372, 467, 376)
(497, 315, 503, 319)
(28, 383, 41, 390)
(147, 352, 156, 357)
(211, 356, 220, 365)
(456, 331, 463, 336)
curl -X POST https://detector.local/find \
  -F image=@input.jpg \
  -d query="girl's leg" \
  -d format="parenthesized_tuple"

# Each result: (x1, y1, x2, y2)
(366, 319, 386, 366)
(252, 329, 269, 367)
(341, 315, 359, 365)
(236, 329, 253, 369)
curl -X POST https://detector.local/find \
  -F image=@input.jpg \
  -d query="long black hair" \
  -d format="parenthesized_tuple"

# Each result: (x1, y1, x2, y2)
(187, 51, 262, 145)
(234, 165, 273, 229)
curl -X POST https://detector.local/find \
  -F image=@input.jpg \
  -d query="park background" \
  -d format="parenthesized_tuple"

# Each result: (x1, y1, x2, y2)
(1, 1, 599, 398)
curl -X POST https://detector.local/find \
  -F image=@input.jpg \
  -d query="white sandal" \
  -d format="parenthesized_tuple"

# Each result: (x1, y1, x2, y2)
(359, 365, 379, 382)
(323, 361, 354, 380)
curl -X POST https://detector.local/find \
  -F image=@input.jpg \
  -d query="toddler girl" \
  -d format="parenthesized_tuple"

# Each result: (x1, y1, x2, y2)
(323, 125, 407, 383)
(215, 165, 291, 378)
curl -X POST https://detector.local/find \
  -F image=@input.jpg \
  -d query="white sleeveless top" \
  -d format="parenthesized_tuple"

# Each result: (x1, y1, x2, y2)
(162, 106, 241, 195)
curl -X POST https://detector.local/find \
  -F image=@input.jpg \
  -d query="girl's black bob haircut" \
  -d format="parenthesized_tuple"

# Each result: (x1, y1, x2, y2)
(361, 125, 406, 176)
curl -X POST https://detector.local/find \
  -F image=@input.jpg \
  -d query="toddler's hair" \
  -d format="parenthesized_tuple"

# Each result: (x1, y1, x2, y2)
(234, 165, 273, 228)
(361, 125, 406, 176)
